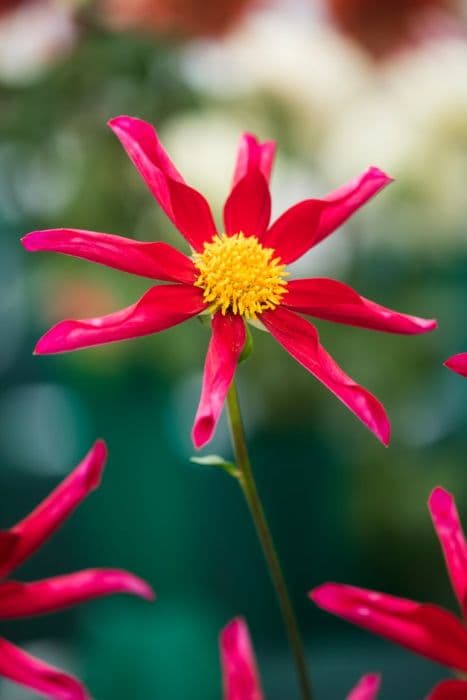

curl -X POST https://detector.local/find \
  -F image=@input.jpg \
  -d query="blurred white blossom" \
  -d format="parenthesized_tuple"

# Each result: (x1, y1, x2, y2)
(0, 0, 77, 84)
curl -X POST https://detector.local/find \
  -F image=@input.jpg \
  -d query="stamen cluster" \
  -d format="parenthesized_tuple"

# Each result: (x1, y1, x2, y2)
(193, 232, 288, 319)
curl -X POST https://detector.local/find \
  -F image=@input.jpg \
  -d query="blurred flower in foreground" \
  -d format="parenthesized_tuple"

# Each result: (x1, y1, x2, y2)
(0, 440, 154, 699)
(324, 0, 460, 58)
(220, 617, 381, 699)
(23, 116, 437, 448)
(0, 0, 76, 84)
(100, 0, 254, 37)
(310, 486, 467, 698)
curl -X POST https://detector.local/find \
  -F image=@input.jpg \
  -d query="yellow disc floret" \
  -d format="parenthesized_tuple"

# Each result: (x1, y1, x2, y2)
(193, 232, 288, 319)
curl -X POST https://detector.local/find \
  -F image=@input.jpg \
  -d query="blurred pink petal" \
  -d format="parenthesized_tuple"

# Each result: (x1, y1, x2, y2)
(232, 133, 276, 187)
(444, 353, 467, 377)
(346, 674, 381, 700)
(0, 637, 88, 700)
(310, 583, 467, 672)
(0, 440, 107, 579)
(109, 115, 217, 251)
(427, 679, 467, 699)
(0, 569, 154, 618)
(22, 229, 196, 284)
(192, 313, 245, 448)
(224, 171, 271, 238)
(283, 278, 437, 334)
(262, 307, 390, 445)
(429, 487, 467, 617)
(220, 618, 264, 700)
(34, 284, 206, 353)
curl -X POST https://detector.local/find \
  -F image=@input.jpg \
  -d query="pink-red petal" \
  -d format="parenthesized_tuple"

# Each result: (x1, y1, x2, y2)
(316, 167, 393, 247)
(262, 307, 390, 445)
(427, 680, 467, 700)
(0, 441, 106, 580)
(192, 313, 246, 449)
(429, 487, 467, 618)
(261, 199, 325, 264)
(310, 583, 467, 673)
(283, 278, 437, 335)
(34, 284, 206, 354)
(224, 171, 271, 238)
(445, 353, 467, 378)
(22, 229, 196, 284)
(0, 637, 89, 700)
(109, 116, 217, 251)
(261, 168, 391, 264)
(220, 618, 264, 700)
(0, 569, 154, 619)
(346, 674, 381, 700)
(232, 133, 276, 187)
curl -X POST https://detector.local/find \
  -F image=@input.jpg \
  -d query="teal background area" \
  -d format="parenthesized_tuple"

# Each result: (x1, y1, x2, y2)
(1, 16, 467, 700)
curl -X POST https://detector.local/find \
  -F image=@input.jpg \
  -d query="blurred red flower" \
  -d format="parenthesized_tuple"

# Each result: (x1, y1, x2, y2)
(23, 116, 437, 448)
(100, 0, 255, 37)
(325, 0, 460, 57)
(0, 440, 154, 699)
(220, 617, 381, 699)
(310, 486, 467, 699)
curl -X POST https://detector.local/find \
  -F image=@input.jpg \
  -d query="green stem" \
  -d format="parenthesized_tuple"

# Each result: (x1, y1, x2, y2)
(226, 381, 314, 700)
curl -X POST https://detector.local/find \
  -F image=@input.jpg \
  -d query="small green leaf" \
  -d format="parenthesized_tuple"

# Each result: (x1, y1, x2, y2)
(190, 455, 239, 478)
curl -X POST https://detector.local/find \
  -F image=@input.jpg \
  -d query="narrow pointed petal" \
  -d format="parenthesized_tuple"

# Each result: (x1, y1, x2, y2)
(109, 116, 217, 251)
(192, 313, 245, 449)
(0, 569, 154, 619)
(445, 353, 467, 377)
(429, 487, 467, 617)
(22, 229, 196, 284)
(260, 199, 325, 264)
(220, 618, 264, 700)
(310, 583, 467, 673)
(427, 680, 467, 699)
(262, 307, 390, 445)
(0, 637, 89, 700)
(0, 441, 106, 580)
(346, 674, 381, 700)
(232, 133, 276, 187)
(316, 167, 393, 246)
(224, 171, 271, 238)
(261, 168, 391, 264)
(34, 284, 206, 354)
(283, 278, 437, 334)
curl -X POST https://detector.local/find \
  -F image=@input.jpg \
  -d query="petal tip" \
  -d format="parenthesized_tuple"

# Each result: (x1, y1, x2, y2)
(82, 440, 108, 491)
(428, 486, 453, 515)
(191, 417, 214, 450)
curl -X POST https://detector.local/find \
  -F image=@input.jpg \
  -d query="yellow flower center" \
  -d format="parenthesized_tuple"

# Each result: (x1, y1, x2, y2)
(193, 233, 288, 319)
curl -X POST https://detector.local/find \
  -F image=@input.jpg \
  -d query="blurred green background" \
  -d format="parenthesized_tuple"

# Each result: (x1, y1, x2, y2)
(1, 0, 467, 698)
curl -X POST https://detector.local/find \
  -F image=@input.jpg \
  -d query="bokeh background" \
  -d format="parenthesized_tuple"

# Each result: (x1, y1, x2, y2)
(1, 0, 467, 697)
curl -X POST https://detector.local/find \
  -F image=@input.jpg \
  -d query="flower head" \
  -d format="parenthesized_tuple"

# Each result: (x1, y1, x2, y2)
(220, 617, 381, 700)
(309, 486, 467, 698)
(325, 0, 459, 58)
(22, 116, 437, 448)
(0, 440, 154, 699)
(100, 0, 253, 37)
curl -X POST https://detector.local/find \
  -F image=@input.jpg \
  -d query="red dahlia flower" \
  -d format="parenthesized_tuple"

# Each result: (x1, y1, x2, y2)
(220, 617, 381, 699)
(22, 116, 437, 448)
(100, 0, 253, 38)
(309, 487, 467, 699)
(325, 0, 459, 58)
(445, 353, 467, 377)
(0, 440, 154, 699)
